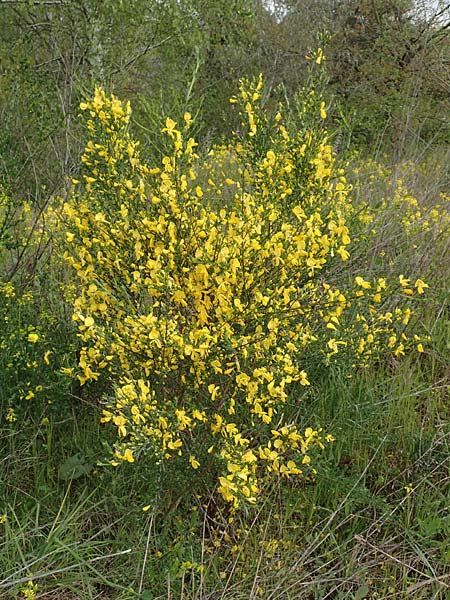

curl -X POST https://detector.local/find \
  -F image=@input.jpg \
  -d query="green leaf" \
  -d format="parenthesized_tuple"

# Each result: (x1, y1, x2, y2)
(58, 453, 92, 480)
(354, 585, 369, 600)
(419, 516, 450, 538)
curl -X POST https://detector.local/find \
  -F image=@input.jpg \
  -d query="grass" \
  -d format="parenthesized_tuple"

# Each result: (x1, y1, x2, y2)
(1, 360, 448, 598)
(1, 152, 449, 599)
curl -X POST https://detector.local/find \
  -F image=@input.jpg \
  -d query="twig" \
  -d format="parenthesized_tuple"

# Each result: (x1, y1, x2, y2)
(138, 512, 154, 595)
(111, 35, 175, 75)
(354, 534, 449, 586)
(406, 574, 450, 594)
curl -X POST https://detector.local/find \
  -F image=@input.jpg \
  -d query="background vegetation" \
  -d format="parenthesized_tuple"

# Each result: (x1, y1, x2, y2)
(1, 1, 449, 598)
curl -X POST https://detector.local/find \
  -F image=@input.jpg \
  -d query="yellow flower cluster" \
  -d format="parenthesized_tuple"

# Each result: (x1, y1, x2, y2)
(0, 195, 72, 417)
(20, 580, 38, 600)
(0, 283, 49, 412)
(317, 273, 429, 368)
(63, 81, 428, 507)
(353, 158, 450, 238)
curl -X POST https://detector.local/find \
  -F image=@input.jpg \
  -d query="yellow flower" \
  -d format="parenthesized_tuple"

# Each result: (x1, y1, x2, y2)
(316, 47, 325, 64)
(111, 97, 125, 118)
(208, 384, 220, 401)
(414, 279, 429, 294)
(191, 409, 205, 421)
(20, 580, 39, 599)
(355, 276, 371, 289)
(189, 455, 200, 469)
(27, 333, 39, 343)
(162, 117, 177, 134)
(299, 371, 310, 386)
(123, 448, 134, 463)
(183, 112, 192, 127)
(113, 415, 127, 437)
(115, 448, 134, 463)
(5, 408, 16, 423)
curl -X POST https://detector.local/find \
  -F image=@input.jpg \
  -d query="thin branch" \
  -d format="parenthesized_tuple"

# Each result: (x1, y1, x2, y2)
(354, 535, 450, 586)
(111, 34, 176, 75)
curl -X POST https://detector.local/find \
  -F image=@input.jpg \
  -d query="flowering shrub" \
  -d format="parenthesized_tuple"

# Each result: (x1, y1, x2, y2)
(63, 73, 428, 507)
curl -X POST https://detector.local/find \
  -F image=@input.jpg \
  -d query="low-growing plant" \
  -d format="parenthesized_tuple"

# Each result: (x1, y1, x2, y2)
(0, 188, 76, 427)
(62, 65, 429, 509)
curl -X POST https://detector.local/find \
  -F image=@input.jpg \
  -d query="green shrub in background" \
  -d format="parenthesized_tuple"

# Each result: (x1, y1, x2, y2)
(0, 188, 76, 428)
